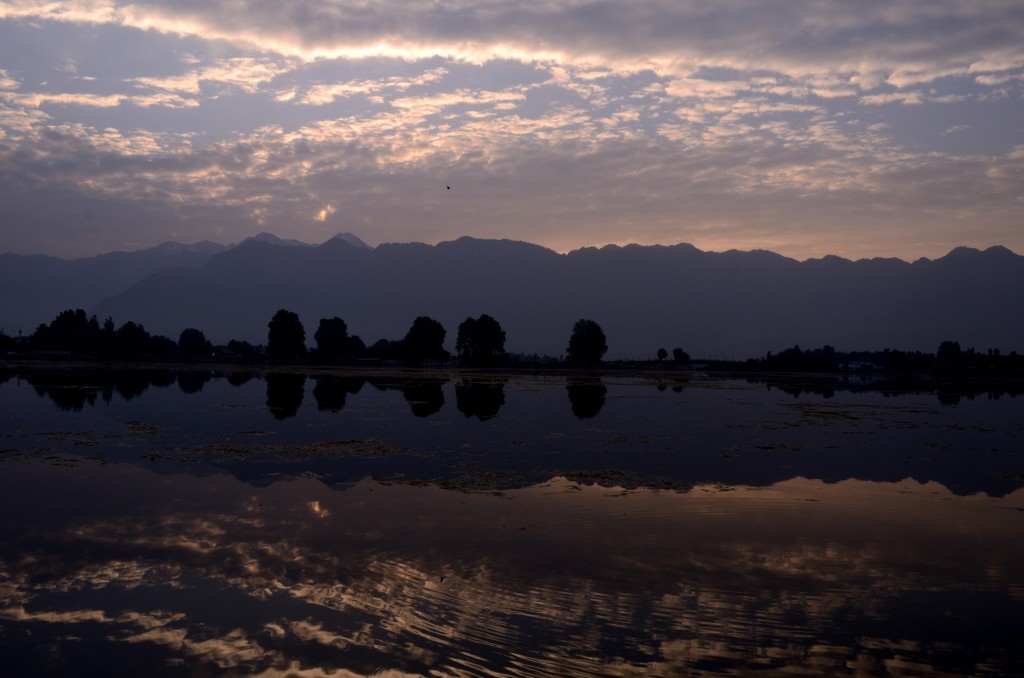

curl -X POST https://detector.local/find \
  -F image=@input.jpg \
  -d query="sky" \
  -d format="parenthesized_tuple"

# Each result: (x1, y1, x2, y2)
(1, 1, 1022, 261)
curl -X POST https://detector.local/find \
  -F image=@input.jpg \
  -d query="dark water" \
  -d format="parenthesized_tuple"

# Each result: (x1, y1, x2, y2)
(1, 366, 1022, 676)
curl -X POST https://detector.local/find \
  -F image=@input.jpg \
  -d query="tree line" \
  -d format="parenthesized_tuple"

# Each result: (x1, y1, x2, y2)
(6, 308, 1020, 376)
(740, 340, 1024, 376)
(264, 309, 614, 366)
(2, 308, 620, 367)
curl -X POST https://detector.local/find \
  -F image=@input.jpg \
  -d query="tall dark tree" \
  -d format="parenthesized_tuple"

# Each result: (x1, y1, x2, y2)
(114, 321, 153, 357)
(402, 316, 448, 365)
(566, 319, 607, 365)
(31, 309, 98, 353)
(267, 309, 306, 359)
(178, 328, 212, 361)
(456, 314, 506, 367)
(314, 317, 352, 362)
(672, 347, 689, 364)
(657, 347, 668, 362)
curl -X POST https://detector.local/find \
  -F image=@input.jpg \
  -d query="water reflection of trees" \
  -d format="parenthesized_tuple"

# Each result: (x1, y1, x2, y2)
(456, 378, 506, 420)
(266, 373, 305, 419)
(227, 372, 256, 387)
(24, 369, 176, 411)
(749, 374, 1024, 405)
(312, 376, 366, 413)
(566, 377, 606, 419)
(401, 378, 446, 417)
(177, 371, 212, 394)
(366, 376, 448, 418)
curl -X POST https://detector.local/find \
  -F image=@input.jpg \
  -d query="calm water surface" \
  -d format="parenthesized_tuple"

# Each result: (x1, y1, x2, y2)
(1, 366, 1022, 676)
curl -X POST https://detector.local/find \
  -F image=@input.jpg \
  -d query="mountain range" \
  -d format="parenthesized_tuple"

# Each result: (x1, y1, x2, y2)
(3, 233, 1022, 358)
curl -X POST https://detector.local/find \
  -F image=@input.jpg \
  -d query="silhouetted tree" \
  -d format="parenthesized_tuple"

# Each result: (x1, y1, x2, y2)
(148, 334, 178, 359)
(178, 328, 212, 361)
(227, 339, 259, 360)
(267, 309, 306, 359)
(672, 347, 690, 364)
(31, 309, 99, 353)
(114, 321, 153, 357)
(657, 347, 668, 362)
(757, 344, 839, 372)
(566, 319, 607, 365)
(314, 317, 354, 362)
(367, 338, 404, 361)
(348, 335, 366, 357)
(402, 316, 449, 365)
(456, 314, 506, 367)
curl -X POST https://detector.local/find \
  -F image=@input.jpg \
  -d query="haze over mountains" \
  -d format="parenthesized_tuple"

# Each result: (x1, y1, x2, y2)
(4, 234, 1022, 358)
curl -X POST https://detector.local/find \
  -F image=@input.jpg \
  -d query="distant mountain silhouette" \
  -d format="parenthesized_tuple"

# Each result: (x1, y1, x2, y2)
(4, 236, 1022, 357)
(0, 241, 226, 336)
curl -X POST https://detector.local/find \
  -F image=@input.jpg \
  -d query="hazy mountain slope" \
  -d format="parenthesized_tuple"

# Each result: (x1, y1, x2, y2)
(88, 238, 1024, 357)
(0, 241, 226, 336)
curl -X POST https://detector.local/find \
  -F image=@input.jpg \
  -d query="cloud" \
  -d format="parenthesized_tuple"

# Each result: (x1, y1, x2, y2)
(0, 68, 19, 90)
(132, 57, 289, 95)
(313, 203, 335, 222)
(1, 1, 1023, 260)
(4, 91, 126, 108)
(1, 1, 1020, 87)
(1, 90, 198, 110)
(859, 91, 925, 106)
(295, 67, 447, 105)
(2, 92, 1022, 260)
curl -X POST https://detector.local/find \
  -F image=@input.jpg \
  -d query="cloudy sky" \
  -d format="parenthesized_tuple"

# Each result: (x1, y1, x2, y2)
(1, 1, 1022, 260)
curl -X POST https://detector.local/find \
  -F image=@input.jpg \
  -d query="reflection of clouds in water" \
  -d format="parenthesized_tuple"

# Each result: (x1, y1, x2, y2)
(1, 469, 1022, 675)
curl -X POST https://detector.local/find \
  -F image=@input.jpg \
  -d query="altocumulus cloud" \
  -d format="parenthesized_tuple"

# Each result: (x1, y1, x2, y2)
(0, 0, 1022, 259)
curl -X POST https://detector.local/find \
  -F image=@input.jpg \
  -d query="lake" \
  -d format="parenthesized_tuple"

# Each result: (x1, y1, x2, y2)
(1, 365, 1022, 676)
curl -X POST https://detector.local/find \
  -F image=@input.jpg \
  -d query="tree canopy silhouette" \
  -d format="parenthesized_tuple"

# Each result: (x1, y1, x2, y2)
(178, 328, 212, 361)
(314, 316, 360, 362)
(566, 319, 607, 365)
(456, 314, 506, 367)
(30, 309, 113, 355)
(29, 309, 180, 359)
(402, 316, 449, 365)
(268, 309, 306, 359)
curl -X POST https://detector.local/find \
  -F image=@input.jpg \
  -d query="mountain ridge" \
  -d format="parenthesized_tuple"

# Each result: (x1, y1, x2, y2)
(4, 235, 1021, 357)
